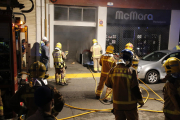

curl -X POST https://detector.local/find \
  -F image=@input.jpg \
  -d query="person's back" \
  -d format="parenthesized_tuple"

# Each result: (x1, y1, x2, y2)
(100, 53, 116, 77)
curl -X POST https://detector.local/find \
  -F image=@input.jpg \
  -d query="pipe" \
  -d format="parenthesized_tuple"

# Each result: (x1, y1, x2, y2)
(21, 0, 34, 13)
(13, 12, 26, 24)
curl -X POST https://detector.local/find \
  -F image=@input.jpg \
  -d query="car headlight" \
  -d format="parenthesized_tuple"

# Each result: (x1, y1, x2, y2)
(137, 66, 142, 73)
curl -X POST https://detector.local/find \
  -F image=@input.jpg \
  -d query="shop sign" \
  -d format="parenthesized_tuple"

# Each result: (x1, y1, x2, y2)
(107, 8, 171, 25)
(99, 19, 103, 27)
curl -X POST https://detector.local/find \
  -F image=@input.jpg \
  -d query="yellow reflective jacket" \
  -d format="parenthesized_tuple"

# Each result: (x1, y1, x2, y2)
(39, 41, 45, 54)
(90, 44, 102, 58)
(176, 45, 180, 50)
(52, 49, 66, 68)
(100, 53, 116, 77)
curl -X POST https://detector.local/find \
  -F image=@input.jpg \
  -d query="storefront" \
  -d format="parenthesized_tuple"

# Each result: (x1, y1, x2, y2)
(106, 8, 171, 57)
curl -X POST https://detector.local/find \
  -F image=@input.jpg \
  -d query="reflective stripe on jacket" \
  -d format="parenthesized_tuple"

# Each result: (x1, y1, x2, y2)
(52, 50, 66, 68)
(105, 64, 143, 110)
(132, 53, 139, 70)
(100, 54, 116, 77)
(163, 79, 180, 115)
(90, 45, 102, 58)
(39, 41, 45, 54)
(176, 45, 180, 50)
(0, 90, 3, 117)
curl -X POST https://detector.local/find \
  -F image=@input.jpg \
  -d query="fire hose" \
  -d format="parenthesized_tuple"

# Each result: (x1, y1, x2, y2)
(19, 69, 164, 120)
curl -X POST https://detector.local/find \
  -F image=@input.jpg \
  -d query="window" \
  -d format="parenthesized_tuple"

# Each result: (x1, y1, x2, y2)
(142, 52, 167, 61)
(164, 52, 180, 60)
(54, 7, 68, 20)
(69, 8, 82, 21)
(83, 9, 95, 22)
(54, 6, 96, 22)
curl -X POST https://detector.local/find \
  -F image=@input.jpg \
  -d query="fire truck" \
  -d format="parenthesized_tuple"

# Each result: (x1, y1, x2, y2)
(0, 0, 34, 119)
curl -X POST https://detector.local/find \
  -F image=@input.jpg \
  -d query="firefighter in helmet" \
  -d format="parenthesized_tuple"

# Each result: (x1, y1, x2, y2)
(90, 39, 102, 72)
(162, 57, 180, 120)
(52, 42, 68, 86)
(10, 61, 65, 119)
(96, 45, 116, 102)
(106, 49, 144, 120)
(125, 43, 139, 70)
(39, 37, 48, 56)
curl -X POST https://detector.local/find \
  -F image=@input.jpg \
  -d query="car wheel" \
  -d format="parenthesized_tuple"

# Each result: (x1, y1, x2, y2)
(145, 70, 159, 84)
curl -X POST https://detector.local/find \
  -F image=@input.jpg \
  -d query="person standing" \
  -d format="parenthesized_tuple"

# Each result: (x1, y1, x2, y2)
(52, 43, 68, 86)
(125, 43, 139, 70)
(173, 42, 180, 50)
(90, 39, 102, 72)
(96, 45, 116, 102)
(105, 49, 144, 120)
(27, 86, 59, 120)
(41, 41, 50, 72)
(162, 57, 180, 120)
(9, 61, 65, 119)
(39, 37, 48, 56)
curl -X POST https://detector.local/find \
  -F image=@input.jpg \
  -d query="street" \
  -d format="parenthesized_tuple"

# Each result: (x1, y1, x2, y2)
(47, 69, 165, 120)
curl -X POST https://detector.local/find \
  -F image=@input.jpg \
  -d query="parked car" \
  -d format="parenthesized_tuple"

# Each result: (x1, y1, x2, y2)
(137, 50, 180, 84)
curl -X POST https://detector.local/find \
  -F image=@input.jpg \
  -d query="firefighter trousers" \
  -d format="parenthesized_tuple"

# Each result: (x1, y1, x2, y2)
(114, 108, 138, 120)
(96, 75, 112, 100)
(55, 68, 66, 83)
(93, 58, 101, 72)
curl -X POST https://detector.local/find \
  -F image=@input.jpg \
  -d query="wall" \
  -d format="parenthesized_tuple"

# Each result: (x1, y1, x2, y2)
(97, 6, 107, 54)
(49, 0, 180, 10)
(168, 10, 180, 49)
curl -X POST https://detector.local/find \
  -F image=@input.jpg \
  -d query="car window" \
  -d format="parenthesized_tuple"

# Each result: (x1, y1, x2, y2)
(163, 52, 180, 61)
(142, 52, 167, 61)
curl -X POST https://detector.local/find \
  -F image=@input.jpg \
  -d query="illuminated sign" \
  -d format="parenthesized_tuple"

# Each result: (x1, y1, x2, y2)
(107, 8, 171, 25)
(115, 11, 153, 21)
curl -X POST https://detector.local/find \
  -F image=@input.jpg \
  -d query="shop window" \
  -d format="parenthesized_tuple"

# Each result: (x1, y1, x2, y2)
(123, 30, 134, 38)
(69, 8, 82, 21)
(83, 9, 95, 22)
(54, 7, 68, 20)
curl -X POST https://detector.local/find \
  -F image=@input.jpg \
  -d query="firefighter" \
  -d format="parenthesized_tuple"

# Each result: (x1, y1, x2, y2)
(0, 90, 4, 120)
(96, 45, 116, 102)
(52, 43, 68, 86)
(90, 39, 102, 72)
(125, 43, 139, 70)
(105, 49, 144, 120)
(39, 37, 48, 56)
(173, 42, 180, 50)
(9, 61, 65, 119)
(162, 57, 180, 120)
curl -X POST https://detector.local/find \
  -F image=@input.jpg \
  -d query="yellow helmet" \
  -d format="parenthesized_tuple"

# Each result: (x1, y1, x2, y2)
(29, 61, 46, 79)
(106, 45, 114, 53)
(92, 39, 97, 44)
(163, 57, 180, 74)
(125, 43, 134, 51)
(56, 42, 62, 49)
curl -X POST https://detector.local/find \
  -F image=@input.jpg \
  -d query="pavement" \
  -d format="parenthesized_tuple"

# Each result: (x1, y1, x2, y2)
(47, 62, 165, 120)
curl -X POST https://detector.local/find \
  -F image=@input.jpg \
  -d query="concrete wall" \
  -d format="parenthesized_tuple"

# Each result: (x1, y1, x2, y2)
(97, 7, 107, 54)
(168, 10, 180, 49)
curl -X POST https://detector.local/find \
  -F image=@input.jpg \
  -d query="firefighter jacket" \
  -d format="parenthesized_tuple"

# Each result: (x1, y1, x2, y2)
(90, 44, 102, 59)
(39, 41, 45, 54)
(176, 45, 180, 50)
(100, 53, 116, 77)
(52, 49, 66, 69)
(0, 90, 4, 120)
(132, 52, 139, 70)
(163, 74, 180, 115)
(9, 84, 65, 118)
(105, 63, 144, 110)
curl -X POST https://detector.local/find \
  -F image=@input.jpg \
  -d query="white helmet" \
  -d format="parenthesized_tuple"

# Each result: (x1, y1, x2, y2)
(42, 37, 48, 41)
